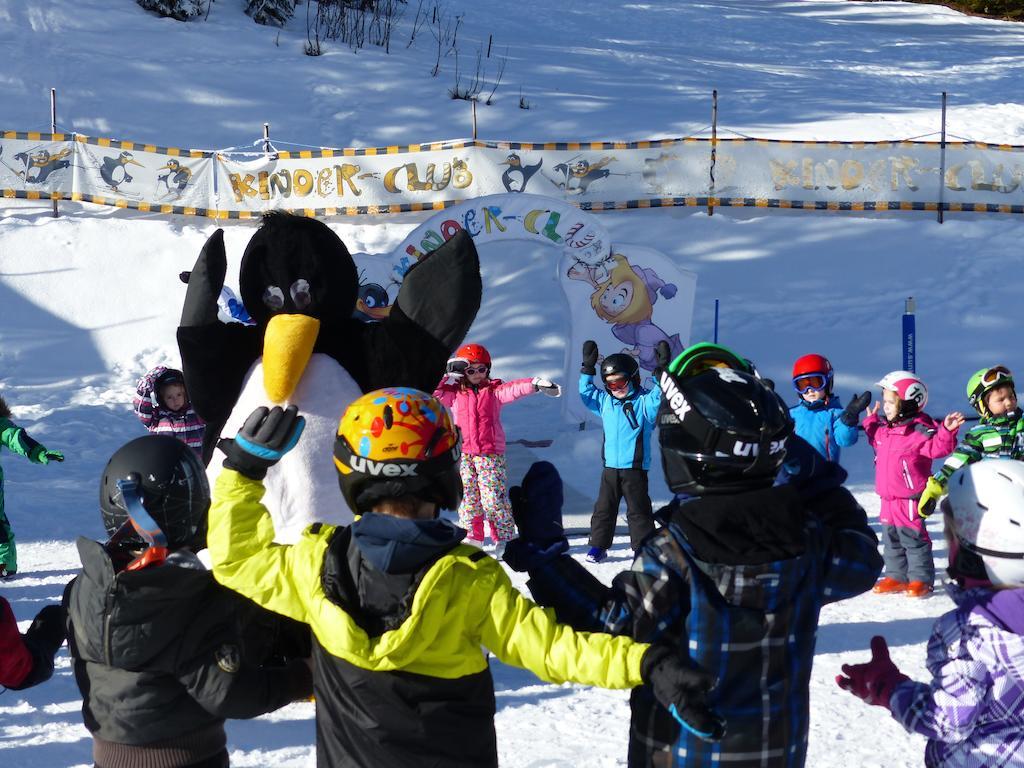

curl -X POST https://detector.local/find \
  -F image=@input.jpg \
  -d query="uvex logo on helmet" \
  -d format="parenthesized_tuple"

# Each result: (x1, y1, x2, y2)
(347, 456, 419, 477)
(733, 437, 788, 457)
(659, 370, 692, 421)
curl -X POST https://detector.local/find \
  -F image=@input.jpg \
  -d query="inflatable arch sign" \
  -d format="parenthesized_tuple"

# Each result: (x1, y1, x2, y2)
(353, 193, 697, 426)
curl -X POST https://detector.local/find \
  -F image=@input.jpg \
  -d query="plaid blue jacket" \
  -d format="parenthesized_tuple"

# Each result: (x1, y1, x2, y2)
(526, 484, 881, 768)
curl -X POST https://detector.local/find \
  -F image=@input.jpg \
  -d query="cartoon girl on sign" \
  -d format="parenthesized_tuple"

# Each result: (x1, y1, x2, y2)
(569, 253, 683, 373)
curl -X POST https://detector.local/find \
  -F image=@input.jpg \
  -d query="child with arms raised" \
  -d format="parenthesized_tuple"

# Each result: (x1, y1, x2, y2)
(863, 371, 964, 598)
(208, 391, 721, 768)
(434, 342, 560, 554)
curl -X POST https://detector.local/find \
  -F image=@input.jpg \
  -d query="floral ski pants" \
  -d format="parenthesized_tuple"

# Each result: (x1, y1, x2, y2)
(458, 453, 517, 542)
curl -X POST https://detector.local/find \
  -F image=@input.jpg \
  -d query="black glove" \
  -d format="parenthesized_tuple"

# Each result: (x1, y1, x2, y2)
(509, 461, 565, 542)
(641, 644, 725, 743)
(581, 340, 599, 375)
(839, 391, 871, 428)
(504, 462, 571, 571)
(218, 405, 306, 480)
(23, 605, 65, 659)
(652, 340, 673, 381)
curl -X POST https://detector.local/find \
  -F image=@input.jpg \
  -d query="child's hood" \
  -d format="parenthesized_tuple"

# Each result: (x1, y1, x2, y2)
(350, 513, 465, 574)
(971, 588, 1024, 636)
(669, 486, 815, 609)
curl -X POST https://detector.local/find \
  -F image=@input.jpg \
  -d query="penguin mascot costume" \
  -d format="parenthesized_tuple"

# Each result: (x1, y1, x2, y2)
(177, 212, 481, 542)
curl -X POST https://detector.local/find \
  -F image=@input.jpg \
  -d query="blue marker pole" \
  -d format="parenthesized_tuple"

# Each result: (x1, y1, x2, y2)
(713, 298, 720, 343)
(902, 297, 916, 373)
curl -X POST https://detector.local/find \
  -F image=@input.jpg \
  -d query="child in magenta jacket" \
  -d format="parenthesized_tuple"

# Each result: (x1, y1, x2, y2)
(863, 371, 963, 598)
(434, 343, 560, 550)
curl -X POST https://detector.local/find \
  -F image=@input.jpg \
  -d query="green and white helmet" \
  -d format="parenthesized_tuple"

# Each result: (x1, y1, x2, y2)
(668, 342, 758, 379)
(966, 365, 1015, 415)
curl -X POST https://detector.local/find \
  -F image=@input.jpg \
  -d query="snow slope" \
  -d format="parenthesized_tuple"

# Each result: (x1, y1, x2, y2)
(2, 1, 1024, 766)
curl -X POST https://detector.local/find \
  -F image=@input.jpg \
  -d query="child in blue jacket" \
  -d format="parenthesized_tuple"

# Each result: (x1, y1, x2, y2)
(790, 353, 869, 465)
(580, 341, 661, 563)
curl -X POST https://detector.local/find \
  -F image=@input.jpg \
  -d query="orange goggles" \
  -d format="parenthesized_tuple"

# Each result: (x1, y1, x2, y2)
(793, 374, 828, 394)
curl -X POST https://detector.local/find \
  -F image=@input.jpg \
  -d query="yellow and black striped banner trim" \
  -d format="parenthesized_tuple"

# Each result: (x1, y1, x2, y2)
(5, 188, 1022, 216)
(0, 131, 215, 159)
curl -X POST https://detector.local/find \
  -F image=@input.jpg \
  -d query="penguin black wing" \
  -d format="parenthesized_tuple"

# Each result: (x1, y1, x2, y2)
(344, 229, 482, 393)
(176, 229, 261, 462)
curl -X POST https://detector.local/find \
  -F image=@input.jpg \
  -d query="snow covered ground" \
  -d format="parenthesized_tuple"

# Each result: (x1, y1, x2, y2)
(1, 0, 1024, 766)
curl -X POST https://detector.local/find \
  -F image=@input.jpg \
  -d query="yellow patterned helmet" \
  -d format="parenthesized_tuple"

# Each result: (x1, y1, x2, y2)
(334, 387, 462, 513)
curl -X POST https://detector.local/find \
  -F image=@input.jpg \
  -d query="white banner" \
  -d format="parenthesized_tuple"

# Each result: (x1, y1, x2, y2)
(358, 194, 697, 427)
(2, 131, 1023, 215)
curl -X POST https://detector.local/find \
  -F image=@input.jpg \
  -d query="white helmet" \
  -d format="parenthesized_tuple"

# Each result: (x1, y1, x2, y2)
(876, 370, 928, 420)
(946, 461, 1024, 587)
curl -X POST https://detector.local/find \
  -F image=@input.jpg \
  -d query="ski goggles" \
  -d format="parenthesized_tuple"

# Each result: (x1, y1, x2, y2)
(970, 365, 1014, 403)
(981, 365, 1013, 387)
(605, 375, 631, 393)
(792, 374, 829, 394)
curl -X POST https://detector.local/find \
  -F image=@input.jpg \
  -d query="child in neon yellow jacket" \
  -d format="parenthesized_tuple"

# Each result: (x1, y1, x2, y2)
(207, 390, 723, 768)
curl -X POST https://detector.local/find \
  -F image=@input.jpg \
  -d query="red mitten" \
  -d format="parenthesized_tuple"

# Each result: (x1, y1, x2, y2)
(0, 598, 33, 688)
(836, 635, 909, 708)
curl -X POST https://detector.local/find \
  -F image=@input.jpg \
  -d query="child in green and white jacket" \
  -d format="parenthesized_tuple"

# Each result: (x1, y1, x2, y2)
(920, 365, 1024, 516)
(0, 396, 63, 577)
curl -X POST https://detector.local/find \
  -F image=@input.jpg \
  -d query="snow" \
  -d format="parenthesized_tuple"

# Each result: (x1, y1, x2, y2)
(1, 0, 1023, 765)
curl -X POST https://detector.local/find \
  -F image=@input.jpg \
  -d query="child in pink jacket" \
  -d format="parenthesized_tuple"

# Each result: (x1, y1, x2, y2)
(863, 371, 964, 598)
(434, 343, 560, 552)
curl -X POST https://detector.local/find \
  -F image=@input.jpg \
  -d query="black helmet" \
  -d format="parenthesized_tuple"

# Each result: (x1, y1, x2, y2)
(657, 366, 793, 495)
(601, 353, 641, 393)
(100, 436, 210, 549)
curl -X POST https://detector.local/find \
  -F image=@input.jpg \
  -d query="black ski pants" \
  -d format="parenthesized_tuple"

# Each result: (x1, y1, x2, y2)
(589, 467, 654, 551)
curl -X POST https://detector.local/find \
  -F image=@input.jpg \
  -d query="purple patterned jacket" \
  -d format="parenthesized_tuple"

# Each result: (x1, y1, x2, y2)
(133, 366, 205, 456)
(889, 586, 1024, 767)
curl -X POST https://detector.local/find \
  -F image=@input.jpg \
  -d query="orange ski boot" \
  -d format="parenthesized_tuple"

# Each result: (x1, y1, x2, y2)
(872, 577, 907, 594)
(905, 581, 934, 598)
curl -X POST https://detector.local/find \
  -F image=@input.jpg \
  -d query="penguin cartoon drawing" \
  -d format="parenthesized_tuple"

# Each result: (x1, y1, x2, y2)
(178, 214, 481, 540)
(6, 147, 72, 184)
(156, 159, 192, 198)
(499, 153, 543, 193)
(99, 151, 143, 192)
(353, 271, 394, 322)
(552, 155, 615, 195)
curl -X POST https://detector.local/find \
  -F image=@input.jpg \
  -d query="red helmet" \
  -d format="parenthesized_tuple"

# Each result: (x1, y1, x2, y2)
(453, 343, 491, 367)
(791, 353, 834, 395)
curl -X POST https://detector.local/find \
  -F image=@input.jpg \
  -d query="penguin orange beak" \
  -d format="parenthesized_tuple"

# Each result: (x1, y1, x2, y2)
(262, 314, 321, 403)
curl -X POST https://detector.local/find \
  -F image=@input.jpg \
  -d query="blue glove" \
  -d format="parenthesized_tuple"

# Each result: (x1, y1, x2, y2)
(503, 461, 569, 571)
(218, 405, 305, 481)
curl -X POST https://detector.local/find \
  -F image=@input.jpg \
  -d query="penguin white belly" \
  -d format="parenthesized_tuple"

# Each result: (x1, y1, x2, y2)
(207, 353, 361, 543)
